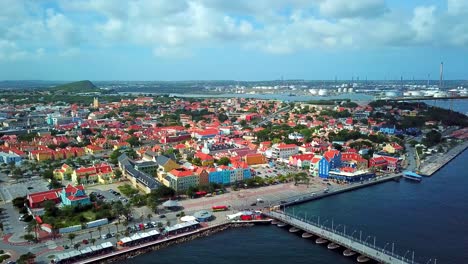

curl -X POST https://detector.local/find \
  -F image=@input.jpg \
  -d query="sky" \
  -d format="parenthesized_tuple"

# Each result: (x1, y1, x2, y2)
(0, 0, 468, 81)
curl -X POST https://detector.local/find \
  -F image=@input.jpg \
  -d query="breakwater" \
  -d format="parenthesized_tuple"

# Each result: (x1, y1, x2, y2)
(419, 141, 468, 176)
(80, 222, 260, 264)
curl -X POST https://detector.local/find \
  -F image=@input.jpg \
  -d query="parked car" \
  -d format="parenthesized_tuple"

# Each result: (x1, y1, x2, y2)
(82, 239, 89, 244)
(159, 214, 166, 218)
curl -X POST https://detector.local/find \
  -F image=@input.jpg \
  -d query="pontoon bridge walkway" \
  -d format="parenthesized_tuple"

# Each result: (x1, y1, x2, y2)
(265, 211, 432, 264)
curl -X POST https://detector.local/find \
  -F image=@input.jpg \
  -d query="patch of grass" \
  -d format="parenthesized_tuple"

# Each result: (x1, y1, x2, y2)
(118, 184, 139, 197)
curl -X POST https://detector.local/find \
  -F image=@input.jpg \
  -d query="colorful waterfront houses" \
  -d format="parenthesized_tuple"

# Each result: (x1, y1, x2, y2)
(208, 167, 231, 185)
(324, 149, 342, 170)
(318, 156, 331, 178)
(289, 154, 316, 169)
(341, 152, 368, 170)
(369, 154, 400, 172)
(309, 156, 323, 177)
(166, 168, 199, 192)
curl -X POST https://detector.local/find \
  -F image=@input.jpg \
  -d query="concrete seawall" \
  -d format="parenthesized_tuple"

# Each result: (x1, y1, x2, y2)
(274, 174, 401, 207)
(419, 142, 468, 176)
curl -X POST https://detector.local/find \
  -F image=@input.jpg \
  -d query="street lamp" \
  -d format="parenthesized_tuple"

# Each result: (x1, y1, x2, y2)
(382, 242, 390, 253)
(403, 250, 411, 261)
(363, 235, 372, 244)
(321, 219, 329, 228)
(334, 224, 342, 234)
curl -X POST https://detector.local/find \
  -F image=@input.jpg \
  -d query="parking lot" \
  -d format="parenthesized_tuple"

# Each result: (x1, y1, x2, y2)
(251, 163, 300, 179)
(0, 178, 49, 202)
(88, 188, 129, 204)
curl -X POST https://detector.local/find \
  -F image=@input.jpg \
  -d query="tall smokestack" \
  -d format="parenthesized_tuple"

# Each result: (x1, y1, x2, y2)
(439, 62, 444, 88)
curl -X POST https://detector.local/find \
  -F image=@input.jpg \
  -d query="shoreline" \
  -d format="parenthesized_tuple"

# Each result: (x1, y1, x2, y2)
(419, 141, 468, 176)
(79, 221, 265, 264)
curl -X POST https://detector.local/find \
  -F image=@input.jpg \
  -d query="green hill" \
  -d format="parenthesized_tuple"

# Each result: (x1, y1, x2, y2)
(48, 80, 100, 93)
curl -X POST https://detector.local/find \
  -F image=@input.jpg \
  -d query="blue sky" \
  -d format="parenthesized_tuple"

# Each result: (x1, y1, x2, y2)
(0, 0, 467, 81)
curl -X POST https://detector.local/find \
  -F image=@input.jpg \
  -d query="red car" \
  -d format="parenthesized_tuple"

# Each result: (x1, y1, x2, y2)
(82, 239, 89, 244)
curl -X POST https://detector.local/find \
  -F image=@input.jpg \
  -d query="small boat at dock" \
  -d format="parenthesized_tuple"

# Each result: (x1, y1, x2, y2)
(277, 222, 287, 227)
(289, 227, 300, 233)
(302, 233, 313, 238)
(343, 249, 356, 257)
(315, 238, 328, 244)
(403, 171, 422, 182)
(327, 243, 339, 250)
(357, 255, 370, 263)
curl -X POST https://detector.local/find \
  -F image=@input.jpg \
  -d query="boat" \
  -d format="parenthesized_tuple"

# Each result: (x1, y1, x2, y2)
(277, 222, 287, 227)
(289, 227, 300, 233)
(301, 233, 313, 238)
(315, 238, 328, 244)
(357, 255, 370, 263)
(327, 243, 340, 250)
(403, 171, 422, 182)
(271, 220, 278, 225)
(343, 249, 356, 257)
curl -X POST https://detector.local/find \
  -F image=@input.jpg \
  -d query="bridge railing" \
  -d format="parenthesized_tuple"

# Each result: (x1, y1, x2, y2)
(267, 211, 420, 264)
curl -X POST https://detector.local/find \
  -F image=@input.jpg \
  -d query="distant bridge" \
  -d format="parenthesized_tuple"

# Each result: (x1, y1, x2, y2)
(384, 96, 468, 101)
(265, 211, 435, 264)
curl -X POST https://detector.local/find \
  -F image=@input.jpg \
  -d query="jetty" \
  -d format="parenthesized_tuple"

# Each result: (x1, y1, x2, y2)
(419, 141, 468, 176)
(266, 210, 423, 264)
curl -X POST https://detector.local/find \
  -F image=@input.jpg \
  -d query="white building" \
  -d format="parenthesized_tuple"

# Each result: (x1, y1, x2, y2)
(271, 144, 299, 159)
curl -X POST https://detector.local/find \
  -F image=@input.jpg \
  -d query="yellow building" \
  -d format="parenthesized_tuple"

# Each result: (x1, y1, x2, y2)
(85, 145, 104, 155)
(53, 164, 73, 180)
(383, 143, 403, 154)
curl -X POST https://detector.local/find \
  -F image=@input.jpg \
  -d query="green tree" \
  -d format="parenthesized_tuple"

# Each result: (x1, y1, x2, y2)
(23, 234, 35, 242)
(217, 157, 230, 166)
(68, 233, 76, 246)
(17, 252, 35, 264)
(90, 238, 96, 245)
(192, 157, 202, 166)
(126, 136, 141, 147)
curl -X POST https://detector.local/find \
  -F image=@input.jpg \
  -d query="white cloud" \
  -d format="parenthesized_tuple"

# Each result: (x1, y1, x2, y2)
(411, 6, 437, 43)
(447, 0, 468, 15)
(318, 0, 387, 18)
(1, 0, 468, 58)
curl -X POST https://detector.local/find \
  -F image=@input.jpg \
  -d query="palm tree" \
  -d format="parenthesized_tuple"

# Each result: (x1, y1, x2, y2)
(139, 214, 144, 223)
(68, 233, 76, 246)
(88, 230, 93, 240)
(97, 226, 102, 238)
(147, 213, 152, 222)
(114, 222, 119, 233)
(90, 238, 96, 245)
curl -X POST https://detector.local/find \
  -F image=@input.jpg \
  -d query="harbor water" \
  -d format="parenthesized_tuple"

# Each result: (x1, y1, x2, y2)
(128, 150, 468, 264)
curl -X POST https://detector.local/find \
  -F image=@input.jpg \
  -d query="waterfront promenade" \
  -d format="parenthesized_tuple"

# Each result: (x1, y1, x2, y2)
(267, 173, 402, 207)
(265, 211, 420, 264)
(419, 141, 468, 175)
